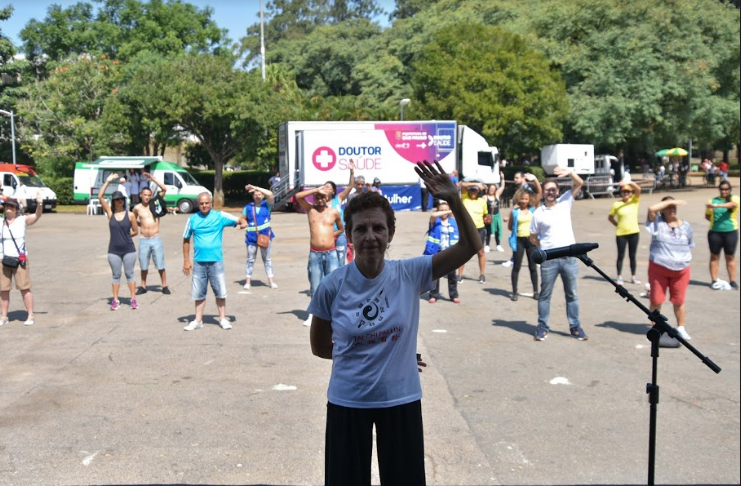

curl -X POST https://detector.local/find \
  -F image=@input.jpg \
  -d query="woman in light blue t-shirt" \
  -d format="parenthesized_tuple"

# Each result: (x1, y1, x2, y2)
(308, 161, 481, 485)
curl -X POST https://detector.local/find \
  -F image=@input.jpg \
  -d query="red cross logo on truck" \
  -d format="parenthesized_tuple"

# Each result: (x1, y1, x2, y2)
(312, 147, 336, 171)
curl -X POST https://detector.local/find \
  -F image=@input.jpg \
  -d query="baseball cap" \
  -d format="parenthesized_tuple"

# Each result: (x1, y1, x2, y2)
(2, 198, 19, 207)
(373, 177, 381, 184)
(467, 185, 480, 191)
(111, 191, 126, 200)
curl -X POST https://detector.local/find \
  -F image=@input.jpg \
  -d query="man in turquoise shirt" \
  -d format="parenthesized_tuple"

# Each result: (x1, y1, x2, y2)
(182, 192, 246, 331)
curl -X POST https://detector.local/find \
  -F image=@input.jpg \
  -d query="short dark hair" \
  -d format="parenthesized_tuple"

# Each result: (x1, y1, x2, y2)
(543, 179, 560, 191)
(344, 191, 395, 236)
(324, 181, 337, 196)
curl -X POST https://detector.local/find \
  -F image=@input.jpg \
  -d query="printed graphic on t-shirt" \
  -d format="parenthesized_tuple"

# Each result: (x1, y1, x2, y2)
(354, 287, 389, 329)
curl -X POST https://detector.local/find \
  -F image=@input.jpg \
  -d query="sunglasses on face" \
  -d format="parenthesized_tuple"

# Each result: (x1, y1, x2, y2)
(621, 190, 633, 194)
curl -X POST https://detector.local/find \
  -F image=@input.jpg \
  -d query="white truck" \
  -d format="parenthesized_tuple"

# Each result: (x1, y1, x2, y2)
(541, 144, 624, 199)
(276, 121, 499, 211)
(73, 156, 210, 213)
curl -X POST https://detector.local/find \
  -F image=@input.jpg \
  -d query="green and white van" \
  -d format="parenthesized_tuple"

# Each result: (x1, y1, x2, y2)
(73, 156, 210, 213)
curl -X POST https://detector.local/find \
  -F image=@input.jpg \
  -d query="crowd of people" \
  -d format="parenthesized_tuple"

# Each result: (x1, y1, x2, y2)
(0, 163, 736, 340)
(0, 158, 737, 484)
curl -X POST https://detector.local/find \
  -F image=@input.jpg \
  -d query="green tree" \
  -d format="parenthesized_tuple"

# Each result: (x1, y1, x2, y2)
(412, 23, 568, 158)
(0, 6, 30, 164)
(491, 0, 740, 153)
(19, 0, 230, 66)
(389, 0, 440, 20)
(16, 55, 127, 172)
(238, 0, 383, 68)
(124, 53, 277, 206)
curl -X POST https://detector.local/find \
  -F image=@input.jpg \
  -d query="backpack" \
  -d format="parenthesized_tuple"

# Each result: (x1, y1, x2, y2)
(150, 194, 168, 218)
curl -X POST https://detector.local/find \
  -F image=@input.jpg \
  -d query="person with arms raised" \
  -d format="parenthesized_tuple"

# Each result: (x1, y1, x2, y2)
(308, 160, 481, 485)
(296, 185, 344, 327)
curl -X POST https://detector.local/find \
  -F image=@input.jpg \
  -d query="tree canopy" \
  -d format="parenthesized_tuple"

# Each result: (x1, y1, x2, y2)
(0, 0, 737, 201)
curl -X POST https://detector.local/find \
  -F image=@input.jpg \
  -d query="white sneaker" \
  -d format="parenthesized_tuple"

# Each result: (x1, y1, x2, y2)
(243, 282, 251, 290)
(24, 316, 35, 326)
(219, 319, 232, 330)
(270, 282, 279, 289)
(501, 260, 513, 267)
(496, 245, 505, 252)
(0, 316, 8, 326)
(676, 326, 691, 340)
(183, 320, 203, 331)
(303, 314, 313, 327)
(484, 245, 491, 253)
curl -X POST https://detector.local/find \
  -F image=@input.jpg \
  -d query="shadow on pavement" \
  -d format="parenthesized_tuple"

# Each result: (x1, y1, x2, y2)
(492, 318, 536, 336)
(276, 309, 310, 321)
(596, 320, 653, 336)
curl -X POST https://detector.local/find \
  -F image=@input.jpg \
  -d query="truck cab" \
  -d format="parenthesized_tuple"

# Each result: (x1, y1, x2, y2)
(458, 125, 500, 184)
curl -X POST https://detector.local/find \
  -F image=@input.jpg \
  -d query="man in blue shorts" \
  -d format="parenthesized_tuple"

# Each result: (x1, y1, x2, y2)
(133, 173, 170, 294)
(182, 192, 246, 331)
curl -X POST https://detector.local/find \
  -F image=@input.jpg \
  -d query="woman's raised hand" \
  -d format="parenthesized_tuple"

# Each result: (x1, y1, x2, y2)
(415, 160, 457, 202)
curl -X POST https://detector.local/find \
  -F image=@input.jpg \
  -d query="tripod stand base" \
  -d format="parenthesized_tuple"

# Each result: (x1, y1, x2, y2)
(659, 333, 681, 348)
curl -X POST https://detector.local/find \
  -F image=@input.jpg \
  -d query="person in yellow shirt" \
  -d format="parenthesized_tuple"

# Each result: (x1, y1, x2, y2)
(608, 181, 642, 285)
(459, 182, 488, 283)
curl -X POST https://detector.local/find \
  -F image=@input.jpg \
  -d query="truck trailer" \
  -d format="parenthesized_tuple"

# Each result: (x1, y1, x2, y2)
(275, 121, 499, 211)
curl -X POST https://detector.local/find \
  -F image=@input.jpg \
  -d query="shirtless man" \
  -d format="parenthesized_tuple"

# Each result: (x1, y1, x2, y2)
(296, 187, 344, 326)
(133, 173, 170, 295)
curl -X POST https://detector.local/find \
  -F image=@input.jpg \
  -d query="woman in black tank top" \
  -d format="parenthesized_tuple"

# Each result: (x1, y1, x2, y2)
(100, 174, 139, 310)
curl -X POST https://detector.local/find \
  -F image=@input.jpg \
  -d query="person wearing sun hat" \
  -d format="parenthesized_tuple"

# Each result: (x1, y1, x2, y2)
(1, 192, 44, 327)
(608, 179, 643, 286)
(99, 174, 139, 311)
(458, 181, 488, 284)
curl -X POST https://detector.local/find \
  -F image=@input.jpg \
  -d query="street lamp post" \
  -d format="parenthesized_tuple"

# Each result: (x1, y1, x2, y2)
(400, 98, 410, 121)
(260, 0, 266, 82)
(0, 109, 15, 165)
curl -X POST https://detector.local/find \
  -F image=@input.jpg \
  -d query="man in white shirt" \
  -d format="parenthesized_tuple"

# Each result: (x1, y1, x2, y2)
(13, 180, 30, 212)
(529, 167, 588, 342)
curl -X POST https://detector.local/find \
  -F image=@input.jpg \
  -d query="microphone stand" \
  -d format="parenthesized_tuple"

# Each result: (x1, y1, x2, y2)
(575, 253, 721, 486)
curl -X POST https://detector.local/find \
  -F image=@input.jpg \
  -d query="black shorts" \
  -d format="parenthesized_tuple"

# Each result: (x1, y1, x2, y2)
(708, 230, 739, 256)
(477, 227, 487, 245)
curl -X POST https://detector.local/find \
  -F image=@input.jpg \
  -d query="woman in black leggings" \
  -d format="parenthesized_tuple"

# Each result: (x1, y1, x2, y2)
(608, 181, 642, 285)
(508, 188, 539, 301)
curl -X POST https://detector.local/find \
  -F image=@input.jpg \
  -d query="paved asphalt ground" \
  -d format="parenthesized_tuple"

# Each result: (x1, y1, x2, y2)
(1, 180, 739, 486)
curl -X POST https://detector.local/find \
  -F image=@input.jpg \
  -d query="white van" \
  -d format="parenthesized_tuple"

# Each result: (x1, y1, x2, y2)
(73, 157, 210, 213)
(0, 163, 58, 212)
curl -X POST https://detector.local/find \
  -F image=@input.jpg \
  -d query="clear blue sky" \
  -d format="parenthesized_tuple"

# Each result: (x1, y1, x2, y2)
(2, 0, 396, 47)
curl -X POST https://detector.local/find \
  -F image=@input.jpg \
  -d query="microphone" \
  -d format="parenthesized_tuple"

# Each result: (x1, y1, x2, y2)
(532, 243, 599, 264)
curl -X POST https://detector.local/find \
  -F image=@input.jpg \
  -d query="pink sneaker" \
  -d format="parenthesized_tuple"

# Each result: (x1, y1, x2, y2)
(131, 298, 138, 310)
(110, 299, 120, 311)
